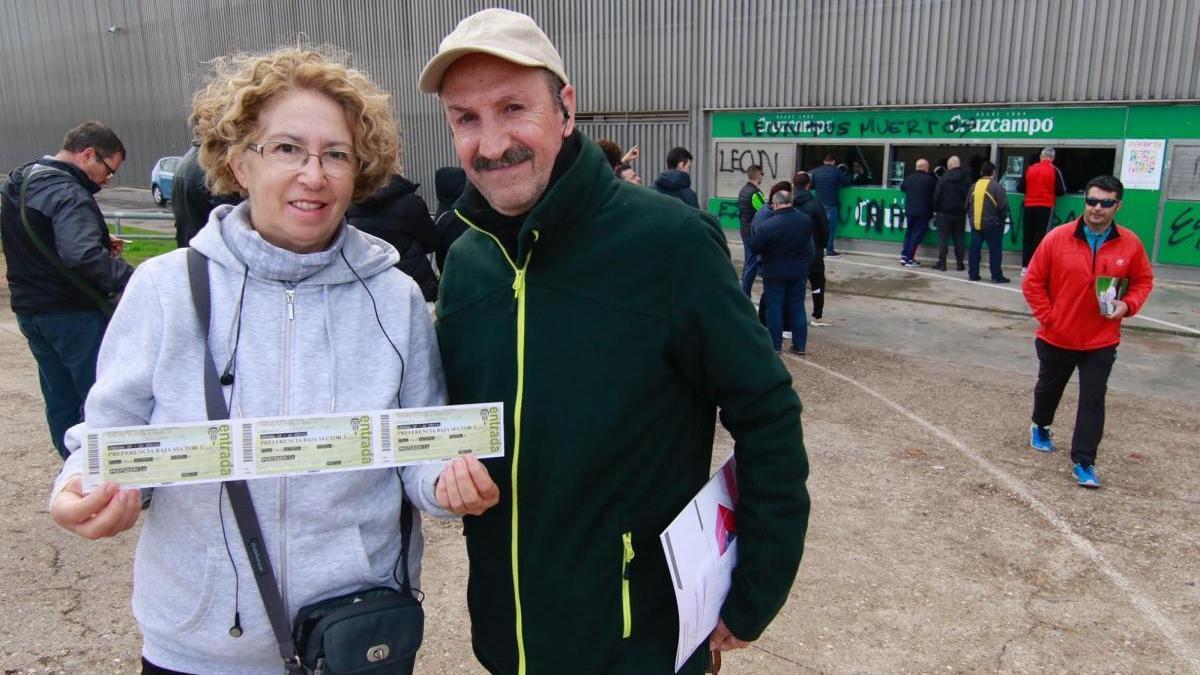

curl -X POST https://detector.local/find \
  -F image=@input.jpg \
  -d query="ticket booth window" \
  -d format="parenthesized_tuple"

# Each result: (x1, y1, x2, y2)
(796, 144, 885, 186)
(1000, 146, 1117, 194)
(890, 145, 990, 186)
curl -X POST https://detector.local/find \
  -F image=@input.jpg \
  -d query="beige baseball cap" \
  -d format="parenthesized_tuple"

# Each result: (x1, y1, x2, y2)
(418, 8, 568, 93)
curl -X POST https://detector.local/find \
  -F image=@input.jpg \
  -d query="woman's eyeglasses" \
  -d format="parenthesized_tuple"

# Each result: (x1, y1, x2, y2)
(247, 141, 358, 178)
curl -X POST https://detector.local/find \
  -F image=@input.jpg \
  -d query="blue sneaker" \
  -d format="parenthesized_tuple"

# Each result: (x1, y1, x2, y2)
(1030, 424, 1054, 452)
(1072, 463, 1101, 488)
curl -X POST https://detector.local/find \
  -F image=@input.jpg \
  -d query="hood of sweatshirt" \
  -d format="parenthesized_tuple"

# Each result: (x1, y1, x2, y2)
(654, 168, 693, 192)
(191, 201, 400, 284)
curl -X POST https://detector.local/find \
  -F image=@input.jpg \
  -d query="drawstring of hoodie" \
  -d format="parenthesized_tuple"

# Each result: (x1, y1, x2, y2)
(323, 285, 338, 413)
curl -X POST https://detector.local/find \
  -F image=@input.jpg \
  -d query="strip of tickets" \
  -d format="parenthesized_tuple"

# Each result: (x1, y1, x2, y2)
(82, 402, 504, 491)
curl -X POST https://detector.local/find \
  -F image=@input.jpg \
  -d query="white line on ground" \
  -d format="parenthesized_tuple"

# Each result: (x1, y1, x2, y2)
(790, 354, 1200, 674)
(826, 256, 1200, 336)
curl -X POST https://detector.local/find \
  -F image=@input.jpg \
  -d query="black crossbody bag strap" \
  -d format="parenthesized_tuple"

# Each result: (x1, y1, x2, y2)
(187, 249, 302, 673)
(16, 166, 115, 318)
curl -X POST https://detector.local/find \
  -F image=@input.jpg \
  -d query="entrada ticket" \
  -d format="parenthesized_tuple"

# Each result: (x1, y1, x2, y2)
(82, 402, 504, 491)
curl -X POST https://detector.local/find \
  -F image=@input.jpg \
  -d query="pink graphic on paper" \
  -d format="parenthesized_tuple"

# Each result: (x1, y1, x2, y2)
(715, 504, 737, 555)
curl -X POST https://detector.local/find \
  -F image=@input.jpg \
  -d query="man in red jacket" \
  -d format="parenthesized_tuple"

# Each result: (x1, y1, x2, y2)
(1020, 147, 1067, 275)
(1022, 175, 1154, 488)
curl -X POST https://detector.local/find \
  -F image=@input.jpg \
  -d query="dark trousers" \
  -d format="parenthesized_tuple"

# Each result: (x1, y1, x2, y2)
(808, 256, 826, 319)
(968, 226, 1004, 281)
(824, 205, 840, 254)
(763, 276, 809, 352)
(900, 214, 931, 260)
(142, 658, 193, 675)
(1022, 206, 1052, 267)
(936, 214, 965, 266)
(16, 310, 107, 459)
(1031, 338, 1117, 467)
(740, 230, 760, 297)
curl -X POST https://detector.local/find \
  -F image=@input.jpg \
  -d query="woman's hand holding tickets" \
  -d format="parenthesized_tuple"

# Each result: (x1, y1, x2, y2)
(51, 476, 142, 540)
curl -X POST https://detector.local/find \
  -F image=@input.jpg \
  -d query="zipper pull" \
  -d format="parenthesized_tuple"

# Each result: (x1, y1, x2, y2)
(622, 532, 635, 579)
(512, 268, 526, 299)
(285, 288, 296, 321)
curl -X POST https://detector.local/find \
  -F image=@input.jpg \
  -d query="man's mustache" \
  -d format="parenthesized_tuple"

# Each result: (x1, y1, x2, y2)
(474, 146, 534, 172)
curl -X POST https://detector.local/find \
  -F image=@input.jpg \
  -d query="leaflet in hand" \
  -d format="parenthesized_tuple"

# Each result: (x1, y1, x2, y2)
(82, 402, 503, 491)
(1095, 275, 1129, 316)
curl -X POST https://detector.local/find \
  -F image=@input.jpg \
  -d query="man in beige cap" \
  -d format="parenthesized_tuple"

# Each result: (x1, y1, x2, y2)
(425, 9, 810, 674)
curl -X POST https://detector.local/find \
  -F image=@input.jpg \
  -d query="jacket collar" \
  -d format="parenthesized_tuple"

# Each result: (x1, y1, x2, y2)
(458, 132, 611, 265)
(1072, 216, 1120, 243)
(35, 156, 102, 194)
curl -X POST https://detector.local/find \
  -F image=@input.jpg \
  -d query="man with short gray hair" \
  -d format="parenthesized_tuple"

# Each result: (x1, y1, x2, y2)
(1019, 146, 1067, 275)
(421, 8, 809, 673)
(0, 121, 133, 459)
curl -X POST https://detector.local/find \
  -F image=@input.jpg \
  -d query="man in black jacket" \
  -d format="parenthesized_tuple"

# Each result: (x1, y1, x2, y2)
(737, 164, 764, 296)
(0, 121, 134, 458)
(931, 155, 970, 271)
(793, 171, 832, 326)
(433, 166, 468, 273)
(750, 187, 816, 354)
(172, 142, 240, 247)
(346, 174, 441, 302)
(653, 146, 699, 207)
(899, 159, 937, 266)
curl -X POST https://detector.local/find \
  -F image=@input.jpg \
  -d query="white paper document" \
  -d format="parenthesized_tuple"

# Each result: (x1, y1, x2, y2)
(82, 402, 503, 491)
(660, 456, 739, 672)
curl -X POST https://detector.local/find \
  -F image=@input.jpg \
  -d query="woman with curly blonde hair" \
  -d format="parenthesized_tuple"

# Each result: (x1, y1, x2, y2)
(49, 46, 498, 674)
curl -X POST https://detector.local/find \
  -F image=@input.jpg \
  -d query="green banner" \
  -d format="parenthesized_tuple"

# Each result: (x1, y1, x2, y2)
(710, 192, 1141, 257)
(712, 107, 1128, 141)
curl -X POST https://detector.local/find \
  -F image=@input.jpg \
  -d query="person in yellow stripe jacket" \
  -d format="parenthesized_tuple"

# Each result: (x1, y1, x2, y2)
(965, 161, 1012, 283)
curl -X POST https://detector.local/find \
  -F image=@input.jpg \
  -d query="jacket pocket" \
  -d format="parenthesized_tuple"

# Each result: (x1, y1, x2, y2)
(132, 540, 222, 629)
(621, 531, 635, 639)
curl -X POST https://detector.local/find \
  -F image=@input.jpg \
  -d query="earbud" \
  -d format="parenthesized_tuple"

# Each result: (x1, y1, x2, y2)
(220, 364, 235, 386)
(229, 611, 242, 638)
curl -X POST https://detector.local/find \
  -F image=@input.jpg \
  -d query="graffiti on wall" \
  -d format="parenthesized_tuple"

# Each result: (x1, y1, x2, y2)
(1158, 202, 1200, 266)
(713, 142, 796, 198)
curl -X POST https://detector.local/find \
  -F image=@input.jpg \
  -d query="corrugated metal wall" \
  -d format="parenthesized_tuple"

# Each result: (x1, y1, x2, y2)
(2, 0, 1197, 207)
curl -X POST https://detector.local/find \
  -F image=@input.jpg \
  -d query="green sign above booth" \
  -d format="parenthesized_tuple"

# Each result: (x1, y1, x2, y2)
(713, 107, 1129, 141)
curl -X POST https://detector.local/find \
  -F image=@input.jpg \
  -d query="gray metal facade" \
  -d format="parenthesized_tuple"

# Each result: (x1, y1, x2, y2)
(2, 0, 1198, 207)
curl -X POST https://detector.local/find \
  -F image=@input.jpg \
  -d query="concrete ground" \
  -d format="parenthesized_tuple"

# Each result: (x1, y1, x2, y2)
(0, 230, 1197, 673)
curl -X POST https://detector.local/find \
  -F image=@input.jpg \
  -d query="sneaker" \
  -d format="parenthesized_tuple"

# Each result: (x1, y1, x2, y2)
(900, 257, 911, 266)
(810, 319, 833, 327)
(789, 348, 806, 356)
(903, 260, 921, 267)
(826, 251, 842, 257)
(1072, 463, 1101, 488)
(1029, 423, 1054, 452)
(991, 276, 1012, 284)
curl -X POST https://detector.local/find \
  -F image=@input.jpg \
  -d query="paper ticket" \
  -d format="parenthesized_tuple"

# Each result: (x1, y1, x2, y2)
(83, 402, 503, 491)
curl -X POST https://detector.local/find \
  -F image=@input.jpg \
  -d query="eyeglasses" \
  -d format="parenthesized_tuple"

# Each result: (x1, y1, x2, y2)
(95, 153, 117, 177)
(1084, 197, 1119, 208)
(246, 141, 358, 178)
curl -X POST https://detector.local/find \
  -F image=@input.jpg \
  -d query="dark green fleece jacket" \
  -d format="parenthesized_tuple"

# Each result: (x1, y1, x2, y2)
(436, 134, 809, 675)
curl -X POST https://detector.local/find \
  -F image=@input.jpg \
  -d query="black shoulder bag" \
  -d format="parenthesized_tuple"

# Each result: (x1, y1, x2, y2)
(187, 248, 424, 675)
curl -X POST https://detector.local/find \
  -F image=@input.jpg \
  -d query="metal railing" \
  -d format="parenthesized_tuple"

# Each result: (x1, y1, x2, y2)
(103, 211, 175, 240)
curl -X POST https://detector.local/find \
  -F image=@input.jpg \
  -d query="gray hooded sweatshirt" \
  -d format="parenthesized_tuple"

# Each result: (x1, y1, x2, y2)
(52, 202, 451, 673)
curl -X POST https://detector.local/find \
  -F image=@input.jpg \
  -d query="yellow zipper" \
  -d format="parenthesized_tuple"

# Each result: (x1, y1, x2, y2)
(622, 531, 635, 638)
(456, 210, 536, 674)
